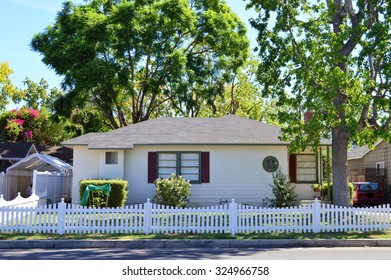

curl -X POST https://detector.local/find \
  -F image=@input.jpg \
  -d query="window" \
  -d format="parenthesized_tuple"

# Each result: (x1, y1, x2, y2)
(296, 154, 317, 183)
(105, 152, 118, 165)
(289, 154, 317, 183)
(376, 162, 385, 176)
(157, 152, 200, 182)
(262, 156, 279, 173)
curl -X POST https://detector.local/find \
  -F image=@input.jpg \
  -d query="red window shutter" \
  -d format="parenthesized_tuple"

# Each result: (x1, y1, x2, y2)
(289, 154, 297, 183)
(148, 152, 157, 183)
(200, 152, 210, 183)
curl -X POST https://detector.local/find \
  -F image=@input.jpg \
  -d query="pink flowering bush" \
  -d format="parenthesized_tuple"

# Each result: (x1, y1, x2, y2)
(0, 107, 46, 143)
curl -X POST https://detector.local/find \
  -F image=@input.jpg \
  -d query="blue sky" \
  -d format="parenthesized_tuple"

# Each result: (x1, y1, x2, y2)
(1, 0, 257, 92)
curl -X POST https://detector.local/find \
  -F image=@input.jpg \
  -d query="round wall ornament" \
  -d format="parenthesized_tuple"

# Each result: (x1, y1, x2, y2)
(262, 156, 279, 173)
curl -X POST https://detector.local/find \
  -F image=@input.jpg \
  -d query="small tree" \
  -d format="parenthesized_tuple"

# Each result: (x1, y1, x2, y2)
(154, 174, 191, 208)
(270, 168, 296, 208)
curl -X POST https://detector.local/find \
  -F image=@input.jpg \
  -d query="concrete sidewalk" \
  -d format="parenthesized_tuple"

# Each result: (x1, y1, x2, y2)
(1, 239, 391, 249)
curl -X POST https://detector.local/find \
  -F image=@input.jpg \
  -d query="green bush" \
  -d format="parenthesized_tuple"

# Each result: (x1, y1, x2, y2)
(321, 181, 354, 203)
(154, 174, 191, 207)
(270, 168, 296, 207)
(79, 179, 128, 208)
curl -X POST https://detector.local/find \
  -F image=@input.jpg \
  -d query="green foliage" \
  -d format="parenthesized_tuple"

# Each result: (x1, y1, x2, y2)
(0, 62, 25, 110)
(31, 0, 249, 126)
(154, 174, 191, 208)
(197, 57, 282, 124)
(0, 106, 71, 145)
(79, 179, 128, 208)
(270, 168, 296, 208)
(247, 0, 391, 206)
(321, 182, 354, 203)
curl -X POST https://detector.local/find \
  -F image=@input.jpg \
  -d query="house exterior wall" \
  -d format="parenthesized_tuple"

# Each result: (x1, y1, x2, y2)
(124, 145, 289, 207)
(70, 145, 323, 205)
(98, 150, 125, 179)
(348, 141, 391, 184)
(71, 146, 100, 203)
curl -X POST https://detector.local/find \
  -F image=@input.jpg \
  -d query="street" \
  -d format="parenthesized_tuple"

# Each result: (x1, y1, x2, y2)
(1, 247, 391, 260)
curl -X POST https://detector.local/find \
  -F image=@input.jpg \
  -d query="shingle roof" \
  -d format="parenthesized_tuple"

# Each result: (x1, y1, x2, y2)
(62, 114, 331, 149)
(38, 146, 74, 165)
(347, 140, 383, 160)
(0, 142, 36, 159)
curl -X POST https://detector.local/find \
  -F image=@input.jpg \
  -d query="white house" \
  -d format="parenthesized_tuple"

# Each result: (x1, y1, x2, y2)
(62, 114, 331, 206)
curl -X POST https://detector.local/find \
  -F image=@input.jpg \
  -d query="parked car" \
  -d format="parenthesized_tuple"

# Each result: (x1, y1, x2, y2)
(352, 182, 385, 207)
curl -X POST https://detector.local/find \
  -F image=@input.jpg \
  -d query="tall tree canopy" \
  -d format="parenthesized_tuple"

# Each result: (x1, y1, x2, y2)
(31, 0, 249, 128)
(248, 0, 391, 206)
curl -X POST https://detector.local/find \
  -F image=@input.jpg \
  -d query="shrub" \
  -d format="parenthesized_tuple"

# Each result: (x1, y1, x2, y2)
(321, 181, 354, 204)
(79, 179, 128, 207)
(154, 174, 191, 207)
(270, 168, 296, 207)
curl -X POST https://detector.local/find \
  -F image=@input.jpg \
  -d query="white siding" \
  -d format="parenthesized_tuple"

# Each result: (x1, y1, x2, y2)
(71, 146, 99, 203)
(99, 150, 125, 179)
(124, 145, 289, 206)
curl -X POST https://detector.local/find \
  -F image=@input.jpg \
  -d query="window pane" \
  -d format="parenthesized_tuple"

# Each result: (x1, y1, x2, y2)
(159, 160, 177, 167)
(159, 153, 177, 160)
(297, 174, 317, 181)
(181, 160, 199, 167)
(183, 174, 199, 181)
(105, 152, 118, 164)
(181, 153, 199, 160)
(181, 167, 199, 174)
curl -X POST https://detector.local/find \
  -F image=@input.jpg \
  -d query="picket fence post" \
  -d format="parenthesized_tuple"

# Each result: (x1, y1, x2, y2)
(0, 194, 4, 207)
(312, 198, 321, 233)
(229, 199, 237, 235)
(144, 199, 152, 234)
(57, 198, 66, 234)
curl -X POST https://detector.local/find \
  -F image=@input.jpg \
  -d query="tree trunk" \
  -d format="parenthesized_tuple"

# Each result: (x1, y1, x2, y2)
(331, 126, 351, 206)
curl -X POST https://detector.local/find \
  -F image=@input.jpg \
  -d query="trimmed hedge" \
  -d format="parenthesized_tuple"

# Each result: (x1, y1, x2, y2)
(79, 179, 128, 207)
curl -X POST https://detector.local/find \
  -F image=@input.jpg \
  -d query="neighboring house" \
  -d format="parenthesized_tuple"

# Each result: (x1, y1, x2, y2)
(347, 140, 389, 188)
(62, 114, 331, 206)
(0, 142, 39, 173)
(38, 145, 74, 165)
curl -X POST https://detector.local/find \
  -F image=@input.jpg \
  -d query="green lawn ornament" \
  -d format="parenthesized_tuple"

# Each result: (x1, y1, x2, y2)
(80, 184, 111, 207)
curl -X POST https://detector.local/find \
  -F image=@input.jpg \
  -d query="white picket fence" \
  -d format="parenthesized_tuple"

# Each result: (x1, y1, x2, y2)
(0, 199, 391, 235)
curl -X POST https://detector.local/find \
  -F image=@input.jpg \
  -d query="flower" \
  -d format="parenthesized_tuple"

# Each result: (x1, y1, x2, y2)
(29, 109, 39, 118)
(24, 130, 33, 139)
(9, 118, 24, 126)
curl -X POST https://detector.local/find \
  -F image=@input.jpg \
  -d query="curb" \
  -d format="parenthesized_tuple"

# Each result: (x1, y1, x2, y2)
(1, 239, 391, 249)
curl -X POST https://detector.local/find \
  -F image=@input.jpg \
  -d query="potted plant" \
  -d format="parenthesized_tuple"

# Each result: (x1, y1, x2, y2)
(311, 184, 321, 198)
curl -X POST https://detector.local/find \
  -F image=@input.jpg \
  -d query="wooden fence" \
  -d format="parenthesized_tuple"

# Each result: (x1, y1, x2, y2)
(1, 199, 390, 235)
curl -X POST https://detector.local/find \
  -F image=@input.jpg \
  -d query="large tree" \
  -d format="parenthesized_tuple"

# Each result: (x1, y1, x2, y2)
(248, 0, 391, 206)
(31, 0, 249, 128)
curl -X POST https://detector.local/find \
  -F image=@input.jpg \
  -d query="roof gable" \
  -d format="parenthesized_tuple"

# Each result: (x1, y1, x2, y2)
(0, 142, 37, 159)
(347, 140, 384, 160)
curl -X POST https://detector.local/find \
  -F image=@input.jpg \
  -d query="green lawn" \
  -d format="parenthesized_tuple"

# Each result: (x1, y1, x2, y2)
(1, 230, 391, 240)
